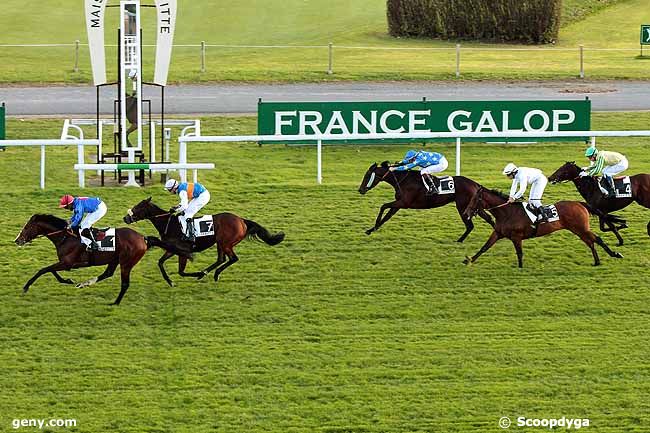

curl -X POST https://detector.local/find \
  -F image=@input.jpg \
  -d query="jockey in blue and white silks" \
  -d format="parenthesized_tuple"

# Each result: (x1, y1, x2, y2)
(389, 149, 449, 194)
(59, 194, 107, 251)
(164, 179, 211, 241)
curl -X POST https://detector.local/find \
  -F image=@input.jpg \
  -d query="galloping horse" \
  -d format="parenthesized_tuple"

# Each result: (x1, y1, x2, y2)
(549, 161, 650, 244)
(462, 187, 623, 267)
(124, 198, 285, 286)
(358, 161, 494, 242)
(14, 214, 161, 305)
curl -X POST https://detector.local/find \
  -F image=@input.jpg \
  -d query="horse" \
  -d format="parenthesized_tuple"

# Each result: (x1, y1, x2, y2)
(358, 161, 494, 242)
(461, 187, 623, 267)
(123, 197, 285, 286)
(14, 214, 163, 305)
(548, 161, 650, 244)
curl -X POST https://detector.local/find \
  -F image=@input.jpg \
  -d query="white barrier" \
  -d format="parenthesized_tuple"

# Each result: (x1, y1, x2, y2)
(74, 162, 215, 184)
(0, 139, 100, 189)
(179, 130, 650, 184)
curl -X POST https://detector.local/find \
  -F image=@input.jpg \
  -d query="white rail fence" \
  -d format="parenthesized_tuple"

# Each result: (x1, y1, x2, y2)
(1, 42, 646, 77)
(179, 130, 650, 184)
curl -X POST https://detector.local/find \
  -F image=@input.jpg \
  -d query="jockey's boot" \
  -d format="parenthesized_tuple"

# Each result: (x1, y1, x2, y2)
(184, 218, 196, 242)
(81, 228, 99, 251)
(422, 174, 438, 195)
(603, 175, 616, 198)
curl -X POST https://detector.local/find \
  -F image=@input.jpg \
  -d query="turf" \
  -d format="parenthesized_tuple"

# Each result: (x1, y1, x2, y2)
(1, 113, 649, 432)
(0, 0, 649, 83)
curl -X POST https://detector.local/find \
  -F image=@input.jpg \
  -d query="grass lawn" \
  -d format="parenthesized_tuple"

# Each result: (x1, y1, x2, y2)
(0, 112, 649, 432)
(1, 0, 650, 83)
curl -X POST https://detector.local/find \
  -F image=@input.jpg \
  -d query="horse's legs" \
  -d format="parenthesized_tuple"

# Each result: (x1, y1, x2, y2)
(599, 216, 624, 246)
(76, 260, 119, 288)
(366, 202, 400, 235)
(214, 252, 239, 282)
(463, 231, 501, 265)
(478, 209, 495, 228)
(178, 256, 205, 278)
(198, 244, 226, 280)
(51, 271, 75, 285)
(454, 200, 475, 243)
(23, 262, 71, 293)
(510, 237, 524, 268)
(112, 265, 133, 306)
(594, 235, 624, 259)
(158, 251, 175, 287)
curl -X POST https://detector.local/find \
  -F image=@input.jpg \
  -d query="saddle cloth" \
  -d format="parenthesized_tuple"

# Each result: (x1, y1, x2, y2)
(523, 203, 559, 224)
(436, 176, 455, 195)
(82, 228, 116, 251)
(611, 176, 632, 198)
(192, 215, 215, 237)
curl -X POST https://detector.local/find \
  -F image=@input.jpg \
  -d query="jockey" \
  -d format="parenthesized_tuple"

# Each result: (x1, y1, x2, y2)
(389, 149, 448, 194)
(164, 179, 210, 241)
(58, 194, 107, 251)
(581, 146, 628, 198)
(503, 163, 548, 223)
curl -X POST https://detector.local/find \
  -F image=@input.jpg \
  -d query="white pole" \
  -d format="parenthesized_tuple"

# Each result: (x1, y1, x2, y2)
(150, 121, 156, 162)
(124, 149, 140, 187)
(193, 169, 198, 183)
(164, 127, 171, 162)
(317, 139, 322, 184)
(97, 120, 103, 176)
(455, 137, 461, 176)
(455, 44, 460, 78)
(78, 143, 85, 188)
(579, 45, 584, 79)
(40, 145, 46, 190)
(179, 139, 187, 182)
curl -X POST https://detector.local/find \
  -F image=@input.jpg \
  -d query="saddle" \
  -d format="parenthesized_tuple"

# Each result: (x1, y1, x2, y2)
(89, 227, 110, 241)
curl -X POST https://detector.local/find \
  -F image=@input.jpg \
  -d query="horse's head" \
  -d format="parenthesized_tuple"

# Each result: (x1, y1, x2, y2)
(124, 197, 159, 224)
(358, 161, 390, 195)
(549, 161, 580, 184)
(463, 187, 485, 219)
(15, 214, 67, 246)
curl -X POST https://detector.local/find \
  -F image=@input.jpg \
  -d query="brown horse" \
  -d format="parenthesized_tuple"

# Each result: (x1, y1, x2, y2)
(462, 187, 623, 267)
(14, 214, 162, 305)
(123, 198, 285, 286)
(358, 161, 494, 242)
(549, 161, 650, 244)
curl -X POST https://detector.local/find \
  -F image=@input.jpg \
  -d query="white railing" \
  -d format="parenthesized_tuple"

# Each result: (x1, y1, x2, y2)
(0, 139, 100, 189)
(179, 130, 650, 184)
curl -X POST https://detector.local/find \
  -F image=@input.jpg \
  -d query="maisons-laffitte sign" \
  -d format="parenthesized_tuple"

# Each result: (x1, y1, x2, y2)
(257, 100, 591, 143)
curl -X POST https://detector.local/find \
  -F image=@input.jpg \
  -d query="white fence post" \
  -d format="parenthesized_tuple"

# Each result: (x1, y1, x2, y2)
(317, 139, 322, 184)
(74, 40, 80, 73)
(328, 42, 333, 75)
(201, 41, 206, 73)
(456, 44, 461, 78)
(40, 145, 46, 189)
(455, 137, 461, 176)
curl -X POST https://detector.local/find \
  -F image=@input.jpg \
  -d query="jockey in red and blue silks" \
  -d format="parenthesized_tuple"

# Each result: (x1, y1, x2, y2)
(59, 195, 107, 251)
(389, 149, 449, 194)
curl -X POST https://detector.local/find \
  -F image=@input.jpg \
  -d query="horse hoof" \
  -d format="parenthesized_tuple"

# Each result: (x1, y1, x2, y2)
(463, 256, 472, 265)
(615, 252, 624, 259)
(365, 229, 373, 236)
(197, 271, 207, 281)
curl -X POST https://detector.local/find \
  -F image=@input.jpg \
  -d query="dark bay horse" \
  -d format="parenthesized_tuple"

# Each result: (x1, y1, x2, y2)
(14, 214, 161, 305)
(123, 198, 285, 286)
(549, 161, 650, 244)
(462, 187, 623, 267)
(358, 161, 494, 242)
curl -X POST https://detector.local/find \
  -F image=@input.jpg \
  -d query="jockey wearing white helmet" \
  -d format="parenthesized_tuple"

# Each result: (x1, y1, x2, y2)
(164, 178, 210, 241)
(503, 163, 548, 223)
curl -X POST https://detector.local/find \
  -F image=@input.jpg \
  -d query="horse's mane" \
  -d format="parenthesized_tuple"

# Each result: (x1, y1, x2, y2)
(31, 214, 68, 228)
(486, 189, 509, 200)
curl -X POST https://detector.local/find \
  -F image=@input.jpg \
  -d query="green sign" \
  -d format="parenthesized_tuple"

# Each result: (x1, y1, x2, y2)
(642, 25, 650, 44)
(258, 100, 591, 144)
(0, 103, 5, 140)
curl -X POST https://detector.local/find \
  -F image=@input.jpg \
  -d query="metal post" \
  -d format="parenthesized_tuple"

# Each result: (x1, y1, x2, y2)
(193, 169, 198, 183)
(455, 137, 461, 175)
(74, 40, 80, 73)
(456, 44, 460, 78)
(164, 127, 171, 162)
(327, 42, 333, 75)
(579, 45, 584, 79)
(201, 41, 206, 72)
(178, 139, 187, 182)
(40, 145, 46, 190)
(78, 143, 85, 188)
(317, 139, 322, 184)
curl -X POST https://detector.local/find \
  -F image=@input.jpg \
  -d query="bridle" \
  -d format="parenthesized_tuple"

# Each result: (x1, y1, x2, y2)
(126, 207, 173, 235)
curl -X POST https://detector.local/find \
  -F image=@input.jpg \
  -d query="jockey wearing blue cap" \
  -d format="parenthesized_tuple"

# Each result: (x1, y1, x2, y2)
(389, 149, 448, 194)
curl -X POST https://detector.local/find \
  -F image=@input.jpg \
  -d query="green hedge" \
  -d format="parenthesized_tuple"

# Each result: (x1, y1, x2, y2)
(387, 0, 562, 44)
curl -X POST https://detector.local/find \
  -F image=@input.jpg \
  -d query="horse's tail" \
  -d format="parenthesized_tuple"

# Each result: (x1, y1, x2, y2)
(145, 236, 192, 258)
(244, 219, 285, 246)
(579, 202, 627, 224)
